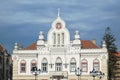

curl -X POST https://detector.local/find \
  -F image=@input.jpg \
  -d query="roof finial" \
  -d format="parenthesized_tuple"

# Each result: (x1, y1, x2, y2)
(58, 8, 60, 17)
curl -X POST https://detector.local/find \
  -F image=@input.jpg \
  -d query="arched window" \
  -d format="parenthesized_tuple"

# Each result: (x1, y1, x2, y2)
(55, 57, 62, 71)
(20, 60, 26, 73)
(70, 58, 76, 72)
(41, 58, 48, 72)
(81, 59, 88, 72)
(31, 60, 37, 71)
(93, 59, 100, 71)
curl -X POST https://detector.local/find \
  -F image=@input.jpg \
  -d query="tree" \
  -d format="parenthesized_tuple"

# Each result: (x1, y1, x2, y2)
(103, 27, 117, 53)
(103, 27, 117, 80)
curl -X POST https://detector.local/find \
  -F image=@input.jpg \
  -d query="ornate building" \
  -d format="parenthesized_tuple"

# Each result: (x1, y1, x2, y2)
(12, 10, 108, 80)
(0, 44, 12, 80)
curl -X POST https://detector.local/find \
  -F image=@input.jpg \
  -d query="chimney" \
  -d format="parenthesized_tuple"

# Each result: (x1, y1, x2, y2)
(91, 39, 96, 44)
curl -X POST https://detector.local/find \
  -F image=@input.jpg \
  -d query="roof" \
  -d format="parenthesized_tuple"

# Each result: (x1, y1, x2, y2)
(0, 44, 3, 51)
(115, 52, 120, 57)
(24, 42, 37, 50)
(24, 40, 99, 50)
(81, 40, 99, 49)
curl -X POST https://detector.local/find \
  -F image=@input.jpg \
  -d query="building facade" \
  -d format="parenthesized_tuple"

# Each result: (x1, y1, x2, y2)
(0, 44, 12, 80)
(12, 11, 108, 80)
(114, 52, 120, 80)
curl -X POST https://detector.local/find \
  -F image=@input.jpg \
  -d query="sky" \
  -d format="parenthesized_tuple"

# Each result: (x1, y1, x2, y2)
(0, 0, 120, 54)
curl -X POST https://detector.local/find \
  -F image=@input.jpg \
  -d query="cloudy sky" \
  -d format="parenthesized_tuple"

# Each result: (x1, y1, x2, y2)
(0, 0, 120, 53)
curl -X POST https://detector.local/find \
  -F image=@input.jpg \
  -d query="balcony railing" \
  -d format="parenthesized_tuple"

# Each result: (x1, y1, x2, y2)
(49, 71, 68, 78)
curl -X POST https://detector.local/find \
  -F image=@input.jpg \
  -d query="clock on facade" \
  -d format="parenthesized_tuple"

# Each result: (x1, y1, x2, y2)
(56, 22, 62, 29)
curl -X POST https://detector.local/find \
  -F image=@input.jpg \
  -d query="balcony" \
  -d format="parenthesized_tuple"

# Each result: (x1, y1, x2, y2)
(49, 71, 68, 78)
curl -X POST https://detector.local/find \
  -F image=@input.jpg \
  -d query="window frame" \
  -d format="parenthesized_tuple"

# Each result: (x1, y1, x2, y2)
(55, 57, 62, 72)
(56, 63, 62, 71)
(81, 59, 88, 72)
(70, 58, 76, 72)
(81, 62, 88, 72)
(41, 58, 48, 72)
(31, 60, 37, 71)
(93, 59, 100, 71)
(20, 60, 26, 73)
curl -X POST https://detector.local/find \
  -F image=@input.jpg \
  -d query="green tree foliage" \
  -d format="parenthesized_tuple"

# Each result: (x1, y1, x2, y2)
(103, 27, 117, 53)
(103, 27, 117, 80)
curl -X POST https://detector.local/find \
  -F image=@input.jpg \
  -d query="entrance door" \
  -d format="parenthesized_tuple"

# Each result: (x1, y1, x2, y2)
(57, 76, 61, 80)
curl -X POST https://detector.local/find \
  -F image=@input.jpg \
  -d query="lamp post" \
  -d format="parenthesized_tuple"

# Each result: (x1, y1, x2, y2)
(75, 67, 82, 80)
(31, 66, 41, 80)
(90, 69, 98, 80)
(90, 69, 105, 80)
(97, 71, 105, 80)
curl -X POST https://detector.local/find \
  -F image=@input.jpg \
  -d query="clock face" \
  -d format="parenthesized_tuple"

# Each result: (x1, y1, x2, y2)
(56, 23, 62, 29)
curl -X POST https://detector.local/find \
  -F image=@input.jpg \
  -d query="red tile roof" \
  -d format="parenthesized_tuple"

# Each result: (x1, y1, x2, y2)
(0, 45, 3, 51)
(81, 40, 99, 49)
(24, 42, 37, 50)
(24, 40, 99, 50)
(115, 52, 120, 57)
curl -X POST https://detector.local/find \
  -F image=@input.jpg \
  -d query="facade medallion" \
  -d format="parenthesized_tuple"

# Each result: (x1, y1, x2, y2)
(56, 22, 62, 30)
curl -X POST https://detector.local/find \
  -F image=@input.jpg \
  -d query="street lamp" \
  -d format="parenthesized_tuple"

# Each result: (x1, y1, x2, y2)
(75, 67, 82, 80)
(90, 69, 98, 80)
(97, 71, 105, 80)
(31, 66, 41, 80)
(90, 69, 105, 80)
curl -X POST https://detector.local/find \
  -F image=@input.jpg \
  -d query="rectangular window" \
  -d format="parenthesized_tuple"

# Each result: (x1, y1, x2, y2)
(42, 63, 47, 72)
(31, 63, 36, 70)
(56, 63, 62, 71)
(20, 63, 26, 72)
(53, 33, 56, 45)
(58, 34, 60, 45)
(93, 62, 99, 71)
(70, 63, 76, 72)
(81, 63, 87, 72)
(62, 33, 64, 45)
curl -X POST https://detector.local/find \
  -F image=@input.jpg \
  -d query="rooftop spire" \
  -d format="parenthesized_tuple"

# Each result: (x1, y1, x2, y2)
(57, 8, 60, 17)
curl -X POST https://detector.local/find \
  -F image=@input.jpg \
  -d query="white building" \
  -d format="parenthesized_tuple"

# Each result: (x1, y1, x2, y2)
(12, 10, 108, 80)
